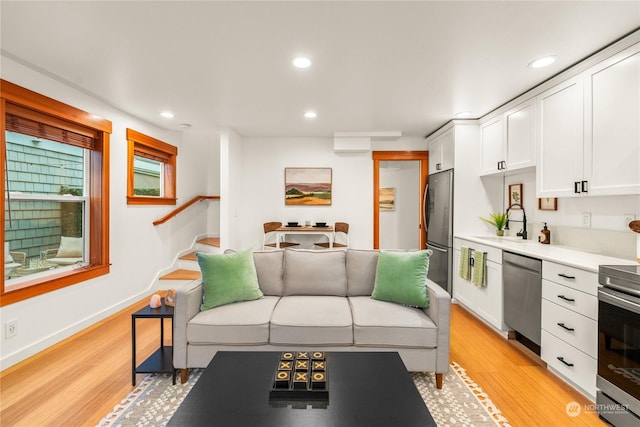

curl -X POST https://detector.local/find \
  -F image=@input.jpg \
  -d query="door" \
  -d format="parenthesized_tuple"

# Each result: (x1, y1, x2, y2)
(427, 242, 451, 294)
(372, 151, 428, 250)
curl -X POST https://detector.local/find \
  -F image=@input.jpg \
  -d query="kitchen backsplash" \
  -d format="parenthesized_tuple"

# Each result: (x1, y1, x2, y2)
(504, 223, 636, 260)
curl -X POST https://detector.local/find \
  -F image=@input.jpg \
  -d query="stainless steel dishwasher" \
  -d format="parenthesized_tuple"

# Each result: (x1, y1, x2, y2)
(503, 251, 542, 353)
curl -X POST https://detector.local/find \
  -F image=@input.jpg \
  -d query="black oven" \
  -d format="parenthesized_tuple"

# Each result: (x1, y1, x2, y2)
(598, 265, 640, 426)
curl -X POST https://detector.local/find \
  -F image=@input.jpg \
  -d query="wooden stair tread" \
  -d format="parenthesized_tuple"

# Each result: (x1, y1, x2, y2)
(198, 237, 220, 247)
(159, 269, 201, 280)
(179, 251, 198, 261)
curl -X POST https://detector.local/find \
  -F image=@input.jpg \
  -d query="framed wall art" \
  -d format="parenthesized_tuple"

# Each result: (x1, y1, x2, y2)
(538, 197, 558, 211)
(284, 167, 332, 205)
(508, 183, 522, 208)
(379, 187, 395, 211)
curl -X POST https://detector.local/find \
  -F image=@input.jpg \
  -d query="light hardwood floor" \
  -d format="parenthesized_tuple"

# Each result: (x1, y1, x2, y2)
(0, 300, 606, 426)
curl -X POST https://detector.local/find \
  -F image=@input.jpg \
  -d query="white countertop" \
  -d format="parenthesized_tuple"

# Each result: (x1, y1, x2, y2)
(454, 234, 638, 273)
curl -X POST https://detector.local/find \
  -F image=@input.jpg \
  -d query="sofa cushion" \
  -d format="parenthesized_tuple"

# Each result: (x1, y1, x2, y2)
(253, 250, 284, 296)
(197, 249, 263, 310)
(371, 250, 430, 308)
(270, 296, 353, 345)
(349, 296, 437, 348)
(346, 249, 379, 296)
(187, 296, 280, 345)
(283, 249, 347, 296)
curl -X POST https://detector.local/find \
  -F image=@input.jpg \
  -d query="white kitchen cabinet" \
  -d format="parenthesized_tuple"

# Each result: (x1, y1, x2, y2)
(453, 238, 505, 331)
(537, 42, 640, 198)
(584, 42, 640, 196)
(479, 98, 536, 177)
(479, 117, 504, 175)
(536, 76, 584, 197)
(428, 128, 454, 174)
(504, 99, 536, 171)
(541, 260, 598, 399)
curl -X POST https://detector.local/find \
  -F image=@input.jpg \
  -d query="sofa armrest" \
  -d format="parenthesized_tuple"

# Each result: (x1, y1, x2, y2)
(173, 279, 204, 369)
(423, 279, 451, 374)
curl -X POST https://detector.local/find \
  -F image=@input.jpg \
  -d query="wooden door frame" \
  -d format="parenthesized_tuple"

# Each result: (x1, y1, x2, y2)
(372, 151, 428, 249)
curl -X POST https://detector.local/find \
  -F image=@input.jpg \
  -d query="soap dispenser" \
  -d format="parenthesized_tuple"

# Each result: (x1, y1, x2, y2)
(539, 222, 551, 245)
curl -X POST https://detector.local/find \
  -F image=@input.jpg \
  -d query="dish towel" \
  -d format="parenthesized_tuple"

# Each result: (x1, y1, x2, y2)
(472, 250, 487, 287)
(459, 246, 471, 280)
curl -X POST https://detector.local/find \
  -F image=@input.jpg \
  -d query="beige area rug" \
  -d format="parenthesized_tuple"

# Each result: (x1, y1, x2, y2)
(98, 361, 510, 427)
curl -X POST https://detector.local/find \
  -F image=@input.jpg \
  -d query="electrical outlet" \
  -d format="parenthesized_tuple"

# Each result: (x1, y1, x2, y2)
(582, 212, 591, 228)
(623, 213, 636, 229)
(5, 320, 17, 338)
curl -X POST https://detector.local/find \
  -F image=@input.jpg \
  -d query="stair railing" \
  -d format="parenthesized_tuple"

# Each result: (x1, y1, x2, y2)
(152, 195, 220, 226)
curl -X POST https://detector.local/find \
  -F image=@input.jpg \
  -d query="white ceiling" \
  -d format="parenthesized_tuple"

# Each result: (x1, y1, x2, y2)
(1, 1, 639, 138)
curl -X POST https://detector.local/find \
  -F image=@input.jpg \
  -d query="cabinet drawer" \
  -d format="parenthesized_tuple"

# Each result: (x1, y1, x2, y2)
(542, 261, 597, 295)
(542, 299, 597, 358)
(541, 330, 596, 397)
(542, 279, 598, 320)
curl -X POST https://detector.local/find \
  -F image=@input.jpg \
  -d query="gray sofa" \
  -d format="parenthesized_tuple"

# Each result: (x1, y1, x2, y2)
(173, 248, 451, 388)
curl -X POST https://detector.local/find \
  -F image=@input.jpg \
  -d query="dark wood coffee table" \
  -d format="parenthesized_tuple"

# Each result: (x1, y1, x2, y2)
(168, 351, 436, 427)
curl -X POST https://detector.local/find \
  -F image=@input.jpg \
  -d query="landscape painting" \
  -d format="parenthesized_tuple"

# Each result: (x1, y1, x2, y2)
(285, 167, 332, 205)
(379, 187, 395, 211)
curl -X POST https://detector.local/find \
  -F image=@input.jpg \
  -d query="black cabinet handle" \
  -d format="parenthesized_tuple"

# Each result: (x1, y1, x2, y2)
(557, 356, 574, 367)
(557, 295, 576, 302)
(574, 181, 581, 193)
(497, 161, 502, 170)
(557, 322, 575, 332)
(558, 273, 576, 280)
(436, 163, 442, 171)
(582, 180, 588, 193)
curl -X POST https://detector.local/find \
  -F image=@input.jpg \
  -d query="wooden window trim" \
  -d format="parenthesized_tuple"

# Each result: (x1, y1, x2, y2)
(1, 79, 111, 306)
(126, 128, 177, 205)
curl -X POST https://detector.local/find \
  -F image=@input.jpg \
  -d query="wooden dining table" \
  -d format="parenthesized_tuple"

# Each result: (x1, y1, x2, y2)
(274, 225, 334, 248)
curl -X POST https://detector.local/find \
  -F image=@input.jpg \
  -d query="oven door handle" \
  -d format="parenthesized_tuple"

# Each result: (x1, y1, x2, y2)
(599, 288, 640, 315)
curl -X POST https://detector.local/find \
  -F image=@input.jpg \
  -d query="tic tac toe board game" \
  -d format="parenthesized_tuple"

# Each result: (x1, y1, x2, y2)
(269, 351, 329, 401)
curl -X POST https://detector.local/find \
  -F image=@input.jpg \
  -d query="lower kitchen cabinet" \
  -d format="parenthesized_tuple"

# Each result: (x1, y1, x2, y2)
(541, 260, 598, 399)
(453, 238, 505, 331)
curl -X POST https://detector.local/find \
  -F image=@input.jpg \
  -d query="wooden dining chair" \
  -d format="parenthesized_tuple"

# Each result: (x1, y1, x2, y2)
(315, 222, 349, 249)
(263, 222, 300, 250)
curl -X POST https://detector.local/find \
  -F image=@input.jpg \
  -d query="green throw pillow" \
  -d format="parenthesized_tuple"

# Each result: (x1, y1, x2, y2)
(371, 250, 430, 308)
(197, 249, 263, 311)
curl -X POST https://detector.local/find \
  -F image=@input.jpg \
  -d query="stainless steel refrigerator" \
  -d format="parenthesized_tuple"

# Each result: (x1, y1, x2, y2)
(424, 169, 453, 294)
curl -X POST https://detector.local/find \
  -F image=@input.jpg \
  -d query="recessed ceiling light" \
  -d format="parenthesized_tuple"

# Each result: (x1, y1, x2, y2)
(454, 111, 472, 118)
(160, 111, 174, 119)
(293, 57, 312, 69)
(304, 111, 317, 119)
(528, 56, 557, 69)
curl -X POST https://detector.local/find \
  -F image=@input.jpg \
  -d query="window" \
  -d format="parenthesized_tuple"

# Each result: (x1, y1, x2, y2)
(2, 80, 111, 306)
(126, 129, 177, 205)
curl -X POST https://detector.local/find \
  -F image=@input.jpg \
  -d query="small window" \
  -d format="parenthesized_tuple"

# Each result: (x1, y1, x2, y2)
(126, 129, 177, 205)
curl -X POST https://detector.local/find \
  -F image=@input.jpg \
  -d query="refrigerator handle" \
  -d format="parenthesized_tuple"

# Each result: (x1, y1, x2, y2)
(423, 184, 429, 233)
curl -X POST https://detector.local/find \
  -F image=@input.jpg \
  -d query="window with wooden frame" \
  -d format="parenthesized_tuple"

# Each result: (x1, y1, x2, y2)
(1, 79, 111, 306)
(126, 129, 177, 205)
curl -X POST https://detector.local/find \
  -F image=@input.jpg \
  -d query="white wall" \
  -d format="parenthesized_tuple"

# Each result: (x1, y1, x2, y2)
(0, 56, 217, 369)
(379, 160, 420, 249)
(234, 136, 426, 250)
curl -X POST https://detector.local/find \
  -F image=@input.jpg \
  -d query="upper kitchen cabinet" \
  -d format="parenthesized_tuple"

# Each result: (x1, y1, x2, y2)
(537, 42, 640, 198)
(428, 128, 454, 174)
(479, 98, 536, 176)
(584, 43, 640, 196)
(479, 117, 503, 175)
(536, 77, 584, 197)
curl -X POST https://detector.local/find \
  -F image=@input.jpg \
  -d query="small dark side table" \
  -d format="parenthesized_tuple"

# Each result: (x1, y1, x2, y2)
(131, 299, 175, 386)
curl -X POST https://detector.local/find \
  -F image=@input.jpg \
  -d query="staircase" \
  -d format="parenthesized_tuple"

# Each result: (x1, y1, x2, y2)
(157, 237, 221, 289)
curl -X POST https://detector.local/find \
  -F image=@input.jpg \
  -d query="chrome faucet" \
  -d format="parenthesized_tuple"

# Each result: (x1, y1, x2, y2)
(505, 203, 527, 240)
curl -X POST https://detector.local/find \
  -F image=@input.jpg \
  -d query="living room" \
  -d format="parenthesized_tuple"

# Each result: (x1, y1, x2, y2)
(2, 1, 640, 426)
